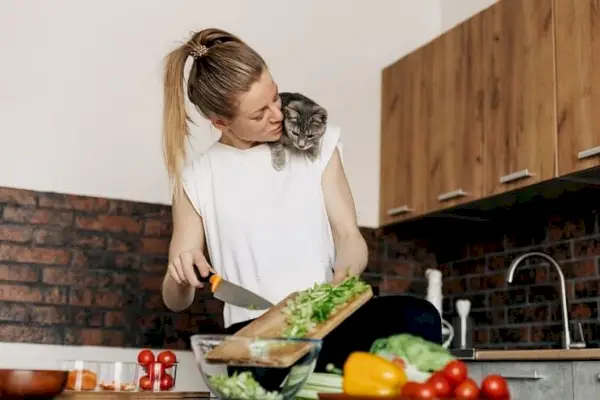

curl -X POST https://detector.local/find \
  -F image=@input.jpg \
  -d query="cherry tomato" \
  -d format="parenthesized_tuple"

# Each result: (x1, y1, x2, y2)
(139, 375, 153, 391)
(400, 381, 420, 397)
(159, 374, 174, 391)
(147, 362, 166, 381)
(481, 374, 510, 399)
(137, 349, 155, 366)
(442, 359, 468, 387)
(427, 372, 452, 398)
(454, 377, 480, 400)
(157, 350, 177, 368)
(413, 382, 437, 400)
(401, 381, 420, 397)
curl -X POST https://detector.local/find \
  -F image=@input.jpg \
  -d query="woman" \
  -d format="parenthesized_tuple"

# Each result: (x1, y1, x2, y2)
(160, 28, 368, 335)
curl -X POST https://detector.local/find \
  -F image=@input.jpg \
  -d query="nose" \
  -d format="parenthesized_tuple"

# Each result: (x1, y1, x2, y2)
(268, 104, 283, 123)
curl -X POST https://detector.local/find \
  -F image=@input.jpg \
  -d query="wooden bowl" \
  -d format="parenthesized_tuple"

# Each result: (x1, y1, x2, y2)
(0, 369, 69, 399)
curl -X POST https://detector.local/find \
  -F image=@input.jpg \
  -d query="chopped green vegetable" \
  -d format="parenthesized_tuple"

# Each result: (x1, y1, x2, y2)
(295, 372, 343, 399)
(208, 371, 282, 400)
(369, 333, 455, 373)
(281, 275, 370, 338)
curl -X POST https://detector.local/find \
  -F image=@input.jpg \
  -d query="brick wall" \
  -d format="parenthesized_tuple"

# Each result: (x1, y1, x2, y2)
(3, 183, 599, 351)
(0, 186, 223, 349)
(363, 187, 600, 349)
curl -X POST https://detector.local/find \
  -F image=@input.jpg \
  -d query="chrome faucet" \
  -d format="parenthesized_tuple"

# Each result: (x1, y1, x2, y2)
(507, 251, 585, 350)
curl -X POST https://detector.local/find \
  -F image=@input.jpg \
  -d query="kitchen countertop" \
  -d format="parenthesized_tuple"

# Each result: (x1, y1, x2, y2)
(452, 348, 600, 361)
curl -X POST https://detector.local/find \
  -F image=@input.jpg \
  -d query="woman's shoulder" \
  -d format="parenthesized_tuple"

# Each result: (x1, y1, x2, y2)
(316, 124, 342, 171)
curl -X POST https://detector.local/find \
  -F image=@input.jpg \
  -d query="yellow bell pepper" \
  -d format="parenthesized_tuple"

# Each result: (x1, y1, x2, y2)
(342, 351, 408, 397)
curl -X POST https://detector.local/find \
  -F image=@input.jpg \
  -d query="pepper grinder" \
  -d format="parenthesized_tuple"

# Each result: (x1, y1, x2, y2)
(451, 298, 474, 349)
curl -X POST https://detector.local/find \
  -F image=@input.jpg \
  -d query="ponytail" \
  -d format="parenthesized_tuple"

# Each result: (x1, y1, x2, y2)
(162, 43, 193, 188)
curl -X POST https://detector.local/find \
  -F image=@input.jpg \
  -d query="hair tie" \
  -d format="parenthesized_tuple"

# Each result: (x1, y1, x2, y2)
(190, 44, 208, 59)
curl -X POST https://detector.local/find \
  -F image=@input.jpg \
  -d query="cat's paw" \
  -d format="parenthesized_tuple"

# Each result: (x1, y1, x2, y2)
(272, 155, 286, 171)
(306, 147, 319, 162)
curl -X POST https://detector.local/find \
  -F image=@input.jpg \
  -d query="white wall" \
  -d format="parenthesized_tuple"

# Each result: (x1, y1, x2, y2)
(440, 0, 498, 31)
(0, 0, 442, 228)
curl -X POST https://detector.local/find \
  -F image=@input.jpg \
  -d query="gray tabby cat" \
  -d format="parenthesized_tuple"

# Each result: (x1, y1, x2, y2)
(268, 92, 328, 171)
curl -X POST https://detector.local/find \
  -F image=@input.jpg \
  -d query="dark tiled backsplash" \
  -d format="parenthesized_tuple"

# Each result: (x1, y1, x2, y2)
(2, 184, 599, 350)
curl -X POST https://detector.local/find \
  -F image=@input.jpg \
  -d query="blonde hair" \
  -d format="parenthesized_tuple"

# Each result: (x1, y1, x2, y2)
(162, 28, 266, 186)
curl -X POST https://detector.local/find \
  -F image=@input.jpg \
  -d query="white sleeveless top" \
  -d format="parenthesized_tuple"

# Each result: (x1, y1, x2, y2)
(182, 125, 342, 328)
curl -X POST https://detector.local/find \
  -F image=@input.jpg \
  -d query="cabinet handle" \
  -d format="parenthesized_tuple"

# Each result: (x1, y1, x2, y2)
(499, 169, 534, 184)
(437, 189, 467, 202)
(500, 371, 545, 380)
(578, 146, 600, 160)
(387, 205, 413, 216)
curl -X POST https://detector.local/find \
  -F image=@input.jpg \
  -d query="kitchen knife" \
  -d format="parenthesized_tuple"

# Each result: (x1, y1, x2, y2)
(194, 268, 273, 310)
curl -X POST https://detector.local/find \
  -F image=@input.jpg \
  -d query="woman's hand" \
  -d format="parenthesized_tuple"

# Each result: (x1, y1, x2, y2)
(167, 248, 215, 288)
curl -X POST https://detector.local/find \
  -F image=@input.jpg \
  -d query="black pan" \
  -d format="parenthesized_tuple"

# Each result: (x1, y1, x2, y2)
(315, 294, 443, 372)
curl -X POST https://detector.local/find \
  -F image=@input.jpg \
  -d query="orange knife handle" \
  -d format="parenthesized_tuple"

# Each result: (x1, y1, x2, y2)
(193, 266, 221, 292)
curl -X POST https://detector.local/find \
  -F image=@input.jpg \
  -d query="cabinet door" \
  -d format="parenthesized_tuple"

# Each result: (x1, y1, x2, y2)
(555, 0, 600, 175)
(573, 361, 600, 398)
(482, 0, 557, 196)
(481, 361, 573, 400)
(427, 16, 485, 212)
(379, 50, 430, 225)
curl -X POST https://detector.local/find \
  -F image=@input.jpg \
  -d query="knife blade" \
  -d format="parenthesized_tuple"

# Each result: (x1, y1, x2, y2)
(194, 268, 273, 310)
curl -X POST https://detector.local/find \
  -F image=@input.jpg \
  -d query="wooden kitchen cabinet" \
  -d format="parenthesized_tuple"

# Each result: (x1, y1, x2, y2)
(379, 50, 429, 225)
(426, 16, 485, 212)
(554, 0, 600, 175)
(481, 0, 558, 196)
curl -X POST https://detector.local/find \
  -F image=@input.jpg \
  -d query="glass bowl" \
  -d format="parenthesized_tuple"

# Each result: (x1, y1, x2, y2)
(190, 334, 322, 400)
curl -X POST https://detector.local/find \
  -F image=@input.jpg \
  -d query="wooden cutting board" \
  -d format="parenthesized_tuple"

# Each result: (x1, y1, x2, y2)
(206, 286, 373, 367)
(59, 391, 211, 399)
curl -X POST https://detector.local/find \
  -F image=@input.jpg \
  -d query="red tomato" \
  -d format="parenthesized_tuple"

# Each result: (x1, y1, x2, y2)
(427, 372, 452, 398)
(137, 349, 155, 366)
(139, 375, 153, 391)
(442, 359, 468, 387)
(147, 362, 166, 381)
(413, 382, 438, 400)
(481, 374, 510, 399)
(159, 374, 174, 391)
(157, 350, 177, 368)
(401, 381, 420, 397)
(455, 378, 480, 400)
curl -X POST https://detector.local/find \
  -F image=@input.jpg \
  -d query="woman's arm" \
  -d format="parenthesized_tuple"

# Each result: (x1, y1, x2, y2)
(321, 148, 369, 284)
(162, 185, 206, 311)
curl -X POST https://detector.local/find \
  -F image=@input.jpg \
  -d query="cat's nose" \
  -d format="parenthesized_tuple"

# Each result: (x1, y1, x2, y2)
(298, 138, 306, 147)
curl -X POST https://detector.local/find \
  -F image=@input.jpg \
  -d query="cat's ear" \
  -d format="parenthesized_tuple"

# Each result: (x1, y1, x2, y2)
(313, 108, 328, 125)
(285, 107, 300, 120)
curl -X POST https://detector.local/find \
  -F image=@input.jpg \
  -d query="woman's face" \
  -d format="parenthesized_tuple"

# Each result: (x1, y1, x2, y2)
(217, 69, 283, 148)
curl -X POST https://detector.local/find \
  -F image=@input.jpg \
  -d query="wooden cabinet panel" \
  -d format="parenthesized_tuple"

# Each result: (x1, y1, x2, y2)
(482, 0, 557, 196)
(379, 51, 430, 225)
(427, 17, 485, 212)
(555, 0, 600, 175)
